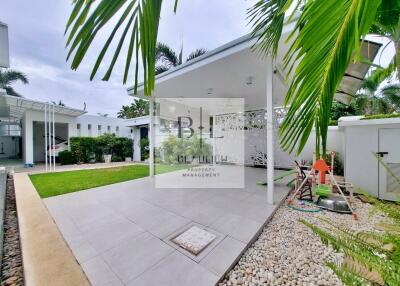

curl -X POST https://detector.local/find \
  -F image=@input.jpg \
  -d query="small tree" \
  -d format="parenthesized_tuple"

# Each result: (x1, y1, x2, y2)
(117, 99, 149, 119)
(0, 69, 29, 97)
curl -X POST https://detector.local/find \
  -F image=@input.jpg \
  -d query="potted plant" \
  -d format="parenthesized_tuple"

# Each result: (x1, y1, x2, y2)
(98, 134, 116, 164)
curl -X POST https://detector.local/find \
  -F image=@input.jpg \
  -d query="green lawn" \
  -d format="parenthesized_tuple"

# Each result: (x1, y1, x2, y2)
(30, 164, 188, 198)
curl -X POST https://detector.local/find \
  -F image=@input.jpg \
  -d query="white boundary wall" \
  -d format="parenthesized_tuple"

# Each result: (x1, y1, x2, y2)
(299, 126, 344, 163)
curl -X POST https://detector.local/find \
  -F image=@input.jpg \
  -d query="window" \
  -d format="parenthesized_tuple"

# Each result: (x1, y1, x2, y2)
(77, 124, 81, 136)
(98, 125, 102, 135)
(116, 126, 119, 136)
(107, 125, 111, 133)
(77, 123, 81, 129)
(88, 124, 92, 136)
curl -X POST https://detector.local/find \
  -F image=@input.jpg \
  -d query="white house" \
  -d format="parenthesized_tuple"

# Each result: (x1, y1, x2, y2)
(0, 92, 149, 166)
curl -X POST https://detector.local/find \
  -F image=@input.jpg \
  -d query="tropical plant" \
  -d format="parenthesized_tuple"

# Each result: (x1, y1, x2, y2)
(117, 98, 149, 118)
(302, 155, 400, 285)
(65, 0, 393, 160)
(140, 137, 149, 160)
(352, 69, 400, 115)
(330, 101, 358, 121)
(159, 134, 212, 164)
(155, 42, 207, 75)
(369, 0, 400, 81)
(0, 69, 29, 97)
(249, 0, 390, 159)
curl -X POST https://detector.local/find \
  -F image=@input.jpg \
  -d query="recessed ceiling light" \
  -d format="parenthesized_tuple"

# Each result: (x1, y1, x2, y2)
(246, 76, 254, 85)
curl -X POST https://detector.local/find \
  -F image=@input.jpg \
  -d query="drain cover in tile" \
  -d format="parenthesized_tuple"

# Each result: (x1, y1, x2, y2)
(171, 226, 216, 255)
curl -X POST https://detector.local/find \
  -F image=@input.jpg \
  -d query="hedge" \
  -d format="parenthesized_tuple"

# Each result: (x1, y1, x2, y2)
(361, 113, 400, 120)
(70, 134, 132, 164)
(58, 150, 76, 165)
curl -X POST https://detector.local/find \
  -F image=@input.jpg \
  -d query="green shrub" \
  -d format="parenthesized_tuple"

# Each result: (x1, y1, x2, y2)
(159, 135, 212, 164)
(111, 155, 122, 162)
(325, 151, 344, 176)
(140, 138, 149, 160)
(58, 150, 76, 165)
(70, 135, 133, 163)
(70, 137, 96, 163)
(361, 113, 400, 120)
(329, 119, 338, 126)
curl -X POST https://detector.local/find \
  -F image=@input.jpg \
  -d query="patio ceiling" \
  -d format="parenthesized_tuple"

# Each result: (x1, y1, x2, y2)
(128, 30, 381, 108)
(0, 94, 86, 120)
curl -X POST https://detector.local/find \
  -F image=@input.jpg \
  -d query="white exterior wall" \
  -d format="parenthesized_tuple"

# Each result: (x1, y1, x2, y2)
(340, 118, 400, 197)
(0, 136, 19, 159)
(21, 111, 143, 164)
(299, 126, 344, 163)
(76, 115, 131, 138)
(22, 109, 76, 164)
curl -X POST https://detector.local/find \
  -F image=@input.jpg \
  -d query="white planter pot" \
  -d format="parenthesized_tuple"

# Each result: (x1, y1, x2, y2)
(125, 157, 132, 162)
(104, 154, 112, 163)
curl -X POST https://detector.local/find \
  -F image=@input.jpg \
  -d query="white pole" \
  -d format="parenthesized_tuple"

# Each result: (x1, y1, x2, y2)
(52, 104, 56, 171)
(266, 57, 274, 204)
(149, 97, 155, 177)
(48, 104, 52, 171)
(45, 103, 48, 172)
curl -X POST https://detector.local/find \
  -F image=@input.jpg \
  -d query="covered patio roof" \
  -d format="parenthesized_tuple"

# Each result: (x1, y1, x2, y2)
(0, 94, 86, 120)
(128, 30, 381, 106)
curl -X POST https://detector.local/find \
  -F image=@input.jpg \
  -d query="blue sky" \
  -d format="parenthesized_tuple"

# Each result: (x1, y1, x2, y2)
(1, 0, 257, 116)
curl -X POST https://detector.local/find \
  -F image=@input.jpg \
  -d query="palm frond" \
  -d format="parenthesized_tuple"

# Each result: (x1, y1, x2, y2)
(279, 0, 381, 157)
(0, 70, 29, 86)
(65, 0, 168, 96)
(155, 65, 170, 75)
(328, 261, 374, 286)
(156, 42, 179, 67)
(4, 87, 22, 97)
(248, 0, 295, 57)
(381, 83, 400, 110)
(186, 49, 207, 62)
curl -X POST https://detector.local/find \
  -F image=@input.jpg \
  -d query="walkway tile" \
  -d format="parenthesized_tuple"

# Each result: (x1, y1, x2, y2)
(210, 213, 262, 244)
(81, 256, 123, 286)
(67, 202, 117, 228)
(63, 233, 98, 264)
(125, 206, 190, 239)
(102, 232, 174, 284)
(128, 251, 219, 286)
(200, 236, 245, 277)
(181, 202, 226, 227)
(79, 215, 145, 253)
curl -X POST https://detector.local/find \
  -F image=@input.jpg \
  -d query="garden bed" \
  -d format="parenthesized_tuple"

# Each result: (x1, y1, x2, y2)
(219, 196, 386, 286)
(1, 175, 23, 286)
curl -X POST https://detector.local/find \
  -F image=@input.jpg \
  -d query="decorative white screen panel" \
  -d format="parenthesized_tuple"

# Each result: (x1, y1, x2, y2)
(214, 107, 294, 168)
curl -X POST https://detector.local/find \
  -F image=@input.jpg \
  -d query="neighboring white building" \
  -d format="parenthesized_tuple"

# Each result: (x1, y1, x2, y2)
(0, 93, 148, 165)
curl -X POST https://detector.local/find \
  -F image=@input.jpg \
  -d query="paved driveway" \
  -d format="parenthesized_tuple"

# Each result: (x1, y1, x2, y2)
(44, 167, 291, 286)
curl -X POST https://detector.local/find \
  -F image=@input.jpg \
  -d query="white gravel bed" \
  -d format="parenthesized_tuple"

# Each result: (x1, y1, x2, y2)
(219, 197, 387, 286)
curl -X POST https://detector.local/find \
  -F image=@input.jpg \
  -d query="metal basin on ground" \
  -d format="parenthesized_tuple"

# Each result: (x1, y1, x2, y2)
(316, 194, 352, 214)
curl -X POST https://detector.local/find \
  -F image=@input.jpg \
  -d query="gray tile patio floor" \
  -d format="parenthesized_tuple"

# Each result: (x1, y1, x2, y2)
(44, 167, 291, 286)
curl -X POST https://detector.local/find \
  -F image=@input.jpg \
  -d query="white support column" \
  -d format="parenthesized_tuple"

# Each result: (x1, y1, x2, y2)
(45, 104, 48, 172)
(48, 104, 52, 171)
(149, 97, 155, 177)
(266, 57, 274, 205)
(52, 104, 56, 171)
